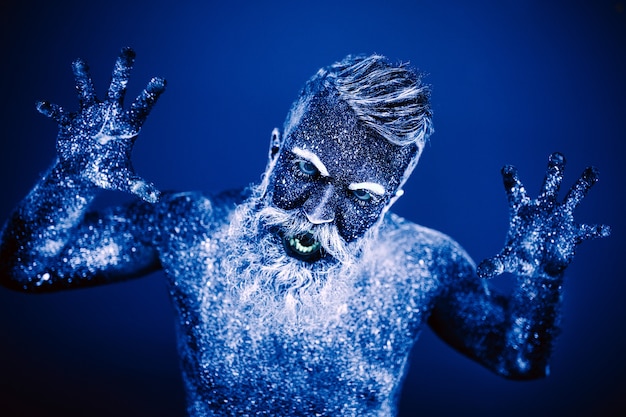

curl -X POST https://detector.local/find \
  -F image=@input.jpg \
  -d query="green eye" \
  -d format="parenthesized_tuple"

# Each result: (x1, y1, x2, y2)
(352, 189, 372, 201)
(298, 160, 318, 176)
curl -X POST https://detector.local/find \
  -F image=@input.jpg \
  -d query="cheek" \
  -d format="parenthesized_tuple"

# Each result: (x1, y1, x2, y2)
(336, 200, 386, 242)
(269, 164, 311, 210)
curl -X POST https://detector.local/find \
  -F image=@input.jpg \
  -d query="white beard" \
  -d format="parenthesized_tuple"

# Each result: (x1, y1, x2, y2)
(221, 188, 371, 331)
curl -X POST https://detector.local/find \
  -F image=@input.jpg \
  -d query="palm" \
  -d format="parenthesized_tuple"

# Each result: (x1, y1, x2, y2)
(37, 47, 166, 203)
(477, 153, 610, 278)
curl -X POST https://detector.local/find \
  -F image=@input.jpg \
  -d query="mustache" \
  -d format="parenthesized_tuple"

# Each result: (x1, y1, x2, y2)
(257, 205, 353, 264)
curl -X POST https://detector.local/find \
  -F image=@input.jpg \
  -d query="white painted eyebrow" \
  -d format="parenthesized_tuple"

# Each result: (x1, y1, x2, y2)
(292, 147, 329, 176)
(348, 182, 386, 196)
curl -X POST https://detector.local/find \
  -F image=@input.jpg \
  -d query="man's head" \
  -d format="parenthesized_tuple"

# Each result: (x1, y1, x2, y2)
(262, 54, 433, 260)
(225, 55, 432, 325)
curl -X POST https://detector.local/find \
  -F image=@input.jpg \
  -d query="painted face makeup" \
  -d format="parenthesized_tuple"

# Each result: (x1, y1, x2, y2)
(268, 89, 417, 261)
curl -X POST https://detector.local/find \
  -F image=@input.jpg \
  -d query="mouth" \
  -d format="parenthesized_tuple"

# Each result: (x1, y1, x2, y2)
(283, 231, 324, 262)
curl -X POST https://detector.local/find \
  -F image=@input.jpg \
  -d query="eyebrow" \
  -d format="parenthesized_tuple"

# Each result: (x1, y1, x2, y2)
(292, 147, 329, 176)
(348, 182, 386, 196)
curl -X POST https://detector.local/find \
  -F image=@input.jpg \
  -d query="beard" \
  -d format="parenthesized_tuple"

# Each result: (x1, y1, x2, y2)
(222, 186, 371, 330)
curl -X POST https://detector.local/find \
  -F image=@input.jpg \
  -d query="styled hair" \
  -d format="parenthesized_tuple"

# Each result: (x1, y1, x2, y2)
(283, 54, 434, 152)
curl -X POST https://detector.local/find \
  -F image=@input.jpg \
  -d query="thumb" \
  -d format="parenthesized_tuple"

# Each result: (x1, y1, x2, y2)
(477, 254, 506, 278)
(126, 176, 161, 203)
(36, 101, 70, 126)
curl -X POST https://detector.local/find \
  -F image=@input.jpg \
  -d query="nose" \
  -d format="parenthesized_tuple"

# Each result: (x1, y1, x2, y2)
(303, 184, 336, 224)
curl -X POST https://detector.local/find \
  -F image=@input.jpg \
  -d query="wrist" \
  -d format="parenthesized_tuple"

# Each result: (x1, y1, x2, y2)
(47, 160, 98, 193)
(517, 272, 563, 303)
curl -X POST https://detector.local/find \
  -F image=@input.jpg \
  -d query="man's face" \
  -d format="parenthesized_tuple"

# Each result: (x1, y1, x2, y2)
(267, 90, 416, 260)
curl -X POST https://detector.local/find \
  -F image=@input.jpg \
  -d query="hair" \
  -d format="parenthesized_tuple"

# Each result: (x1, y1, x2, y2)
(260, 55, 433, 200)
(283, 54, 434, 153)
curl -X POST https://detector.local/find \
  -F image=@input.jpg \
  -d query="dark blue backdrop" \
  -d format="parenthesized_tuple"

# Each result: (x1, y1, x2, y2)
(1, 1, 624, 416)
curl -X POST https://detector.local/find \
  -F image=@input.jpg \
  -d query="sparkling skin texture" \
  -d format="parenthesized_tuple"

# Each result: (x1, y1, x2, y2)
(0, 49, 610, 416)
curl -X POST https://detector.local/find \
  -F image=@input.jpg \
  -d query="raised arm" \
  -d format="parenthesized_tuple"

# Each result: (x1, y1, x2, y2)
(428, 153, 610, 379)
(0, 48, 166, 292)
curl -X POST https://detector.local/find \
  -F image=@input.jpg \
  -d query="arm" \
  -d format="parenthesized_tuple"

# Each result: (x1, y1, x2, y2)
(0, 48, 166, 292)
(428, 153, 610, 379)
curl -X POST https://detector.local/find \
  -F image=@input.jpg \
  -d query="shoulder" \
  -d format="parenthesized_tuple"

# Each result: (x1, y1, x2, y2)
(357, 212, 478, 312)
(130, 187, 251, 245)
(375, 212, 476, 275)
(380, 213, 471, 256)
(154, 187, 250, 225)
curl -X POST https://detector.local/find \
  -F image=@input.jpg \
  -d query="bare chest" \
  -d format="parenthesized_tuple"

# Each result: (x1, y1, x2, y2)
(160, 222, 439, 415)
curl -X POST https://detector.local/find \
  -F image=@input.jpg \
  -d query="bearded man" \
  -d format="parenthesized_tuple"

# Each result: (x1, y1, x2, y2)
(0, 48, 609, 416)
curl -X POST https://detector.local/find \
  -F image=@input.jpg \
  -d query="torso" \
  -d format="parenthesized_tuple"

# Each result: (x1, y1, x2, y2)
(155, 190, 460, 416)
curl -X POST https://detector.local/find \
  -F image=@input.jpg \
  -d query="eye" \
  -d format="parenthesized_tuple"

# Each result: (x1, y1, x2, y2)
(352, 189, 372, 201)
(297, 160, 319, 176)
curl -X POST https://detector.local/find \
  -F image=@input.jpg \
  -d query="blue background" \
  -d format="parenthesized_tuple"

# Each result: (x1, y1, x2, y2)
(1, 0, 624, 416)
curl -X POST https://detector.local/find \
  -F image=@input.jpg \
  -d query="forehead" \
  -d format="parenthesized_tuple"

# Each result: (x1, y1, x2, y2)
(285, 91, 415, 186)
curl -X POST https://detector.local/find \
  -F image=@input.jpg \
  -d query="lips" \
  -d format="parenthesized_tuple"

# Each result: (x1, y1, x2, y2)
(283, 231, 323, 262)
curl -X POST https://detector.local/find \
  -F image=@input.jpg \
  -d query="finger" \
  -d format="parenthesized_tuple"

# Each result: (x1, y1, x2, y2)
(107, 47, 136, 105)
(476, 254, 506, 278)
(576, 223, 611, 243)
(501, 165, 529, 209)
(128, 77, 167, 129)
(106, 167, 161, 203)
(538, 152, 565, 204)
(127, 176, 161, 203)
(563, 166, 599, 214)
(36, 101, 70, 126)
(72, 58, 96, 108)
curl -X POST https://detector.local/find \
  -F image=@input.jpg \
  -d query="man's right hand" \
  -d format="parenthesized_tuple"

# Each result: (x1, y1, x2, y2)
(36, 47, 166, 203)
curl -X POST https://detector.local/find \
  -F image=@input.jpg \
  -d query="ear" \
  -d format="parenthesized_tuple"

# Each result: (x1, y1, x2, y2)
(258, 128, 283, 198)
(389, 188, 404, 206)
(381, 189, 404, 216)
(268, 128, 281, 163)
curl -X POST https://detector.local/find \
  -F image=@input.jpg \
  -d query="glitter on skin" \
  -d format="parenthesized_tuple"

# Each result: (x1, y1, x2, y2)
(0, 49, 611, 416)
